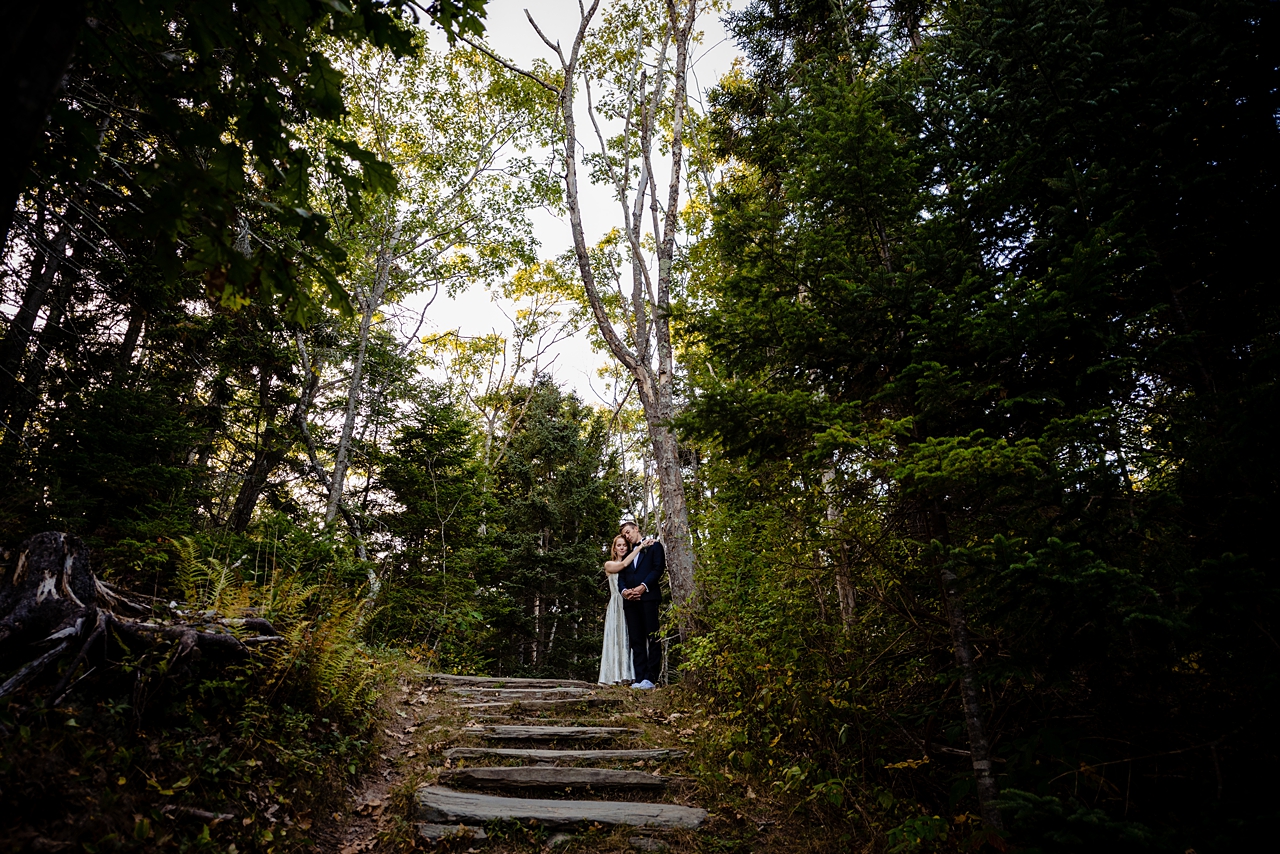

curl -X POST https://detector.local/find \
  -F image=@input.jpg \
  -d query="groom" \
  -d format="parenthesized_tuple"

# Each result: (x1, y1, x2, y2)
(618, 521, 663, 690)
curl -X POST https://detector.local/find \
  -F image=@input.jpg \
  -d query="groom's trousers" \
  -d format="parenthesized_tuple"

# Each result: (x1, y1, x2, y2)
(623, 598, 661, 683)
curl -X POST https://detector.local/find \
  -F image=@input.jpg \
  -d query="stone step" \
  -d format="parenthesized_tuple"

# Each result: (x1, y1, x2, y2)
(415, 786, 707, 829)
(465, 725, 640, 741)
(428, 674, 595, 689)
(457, 697, 623, 712)
(449, 687, 596, 699)
(440, 766, 669, 789)
(444, 747, 686, 762)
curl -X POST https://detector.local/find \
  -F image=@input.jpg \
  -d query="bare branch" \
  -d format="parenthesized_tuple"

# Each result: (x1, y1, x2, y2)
(458, 33, 559, 94)
(524, 10, 568, 66)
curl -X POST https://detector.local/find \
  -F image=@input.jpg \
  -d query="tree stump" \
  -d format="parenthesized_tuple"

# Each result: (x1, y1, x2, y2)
(0, 531, 281, 701)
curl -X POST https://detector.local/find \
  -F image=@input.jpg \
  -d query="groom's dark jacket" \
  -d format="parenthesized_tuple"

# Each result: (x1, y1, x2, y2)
(620, 540, 665, 604)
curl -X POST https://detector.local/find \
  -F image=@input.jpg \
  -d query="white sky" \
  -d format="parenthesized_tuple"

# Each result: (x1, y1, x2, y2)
(406, 0, 744, 407)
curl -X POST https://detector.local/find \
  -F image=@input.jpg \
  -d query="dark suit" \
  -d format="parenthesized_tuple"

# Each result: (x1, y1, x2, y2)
(621, 540, 664, 683)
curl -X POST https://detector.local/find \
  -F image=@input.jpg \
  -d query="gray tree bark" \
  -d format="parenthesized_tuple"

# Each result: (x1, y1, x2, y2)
(2, 263, 74, 447)
(516, 0, 700, 628)
(0, 222, 70, 419)
(927, 506, 1004, 831)
(295, 335, 369, 566)
(326, 219, 398, 525)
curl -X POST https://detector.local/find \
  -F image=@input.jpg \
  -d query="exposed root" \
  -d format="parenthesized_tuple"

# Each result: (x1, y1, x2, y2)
(0, 531, 283, 702)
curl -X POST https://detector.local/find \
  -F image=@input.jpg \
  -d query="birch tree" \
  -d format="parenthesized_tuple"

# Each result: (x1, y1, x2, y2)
(469, 0, 709, 620)
(305, 36, 555, 561)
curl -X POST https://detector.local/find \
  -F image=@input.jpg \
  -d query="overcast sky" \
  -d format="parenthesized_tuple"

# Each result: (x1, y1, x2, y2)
(406, 0, 744, 407)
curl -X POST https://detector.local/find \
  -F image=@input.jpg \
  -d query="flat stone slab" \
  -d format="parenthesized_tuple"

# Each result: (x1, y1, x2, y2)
(427, 674, 594, 689)
(440, 766, 668, 789)
(450, 687, 596, 699)
(444, 747, 686, 762)
(458, 698, 623, 712)
(465, 725, 640, 741)
(417, 822, 487, 841)
(415, 787, 707, 830)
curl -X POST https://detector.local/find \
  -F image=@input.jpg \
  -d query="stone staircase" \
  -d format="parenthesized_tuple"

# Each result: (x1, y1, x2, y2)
(412, 674, 707, 848)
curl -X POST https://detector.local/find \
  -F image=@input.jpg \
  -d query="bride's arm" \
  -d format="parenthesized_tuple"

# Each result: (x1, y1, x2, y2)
(604, 546, 641, 574)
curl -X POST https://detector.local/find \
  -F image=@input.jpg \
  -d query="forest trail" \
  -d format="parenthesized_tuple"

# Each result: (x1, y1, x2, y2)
(325, 671, 710, 853)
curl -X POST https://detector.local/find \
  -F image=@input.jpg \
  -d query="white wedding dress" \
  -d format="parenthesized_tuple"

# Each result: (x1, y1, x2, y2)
(598, 572, 633, 684)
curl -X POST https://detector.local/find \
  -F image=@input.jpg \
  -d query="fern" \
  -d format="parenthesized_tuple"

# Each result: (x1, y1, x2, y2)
(170, 538, 383, 726)
(172, 537, 249, 615)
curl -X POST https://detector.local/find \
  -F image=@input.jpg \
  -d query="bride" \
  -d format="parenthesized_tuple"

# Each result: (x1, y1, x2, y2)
(598, 533, 636, 684)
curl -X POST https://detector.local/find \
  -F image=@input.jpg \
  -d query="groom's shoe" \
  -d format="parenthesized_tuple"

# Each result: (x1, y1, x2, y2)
(633, 679, 656, 690)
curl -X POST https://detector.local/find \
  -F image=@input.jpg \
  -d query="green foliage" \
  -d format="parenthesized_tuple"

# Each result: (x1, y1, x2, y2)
(18, 1, 497, 321)
(0, 536, 385, 851)
(172, 535, 382, 726)
(469, 379, 624, 678)
(992, 790, 1154, 853)
(369, 378, 624, 680)
(680, 0, 1280, 848)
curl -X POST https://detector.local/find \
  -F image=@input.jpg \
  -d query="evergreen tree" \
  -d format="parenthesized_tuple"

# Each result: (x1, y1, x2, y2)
(473, 379, 623, 679)
(681, 0, 1280, 845)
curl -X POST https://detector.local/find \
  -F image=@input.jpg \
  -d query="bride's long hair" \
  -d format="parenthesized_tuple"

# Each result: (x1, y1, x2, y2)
(611, 534, 629, 561)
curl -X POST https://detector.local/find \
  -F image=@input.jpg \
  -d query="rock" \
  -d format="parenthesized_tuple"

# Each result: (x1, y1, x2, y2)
(464, 724, 641, 741)
(441, 766, 668, 789)
(444, 747, 685, 762)
(415, 786, 707, 829)
(630, 837, 669, 852)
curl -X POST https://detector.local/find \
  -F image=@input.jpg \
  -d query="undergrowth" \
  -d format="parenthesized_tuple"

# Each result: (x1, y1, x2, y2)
(0, 538, 387, 853)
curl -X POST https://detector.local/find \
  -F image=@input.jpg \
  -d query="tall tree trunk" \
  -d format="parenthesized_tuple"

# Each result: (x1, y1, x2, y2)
(822, 467, 859, 629)
(642, 396, 694, 608)
(0, 2, 86, 255)
(928, 505, 1004, 831)
(115, 305, 145, 379)
(0, 223, 70, 418)
(2, 263, 74, 448)
(525, 0, 700, 632)
(326, 220, 397, 524)
(228, 368, 282, 532)
(227, 439, 286, 533)
(295, 335, 368, 564)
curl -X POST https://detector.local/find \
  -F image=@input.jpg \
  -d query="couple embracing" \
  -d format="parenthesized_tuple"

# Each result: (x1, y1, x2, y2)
(598, 521, 664, 689)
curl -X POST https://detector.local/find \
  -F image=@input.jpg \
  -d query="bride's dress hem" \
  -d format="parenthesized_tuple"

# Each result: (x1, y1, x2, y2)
(598, 572, 633, 685)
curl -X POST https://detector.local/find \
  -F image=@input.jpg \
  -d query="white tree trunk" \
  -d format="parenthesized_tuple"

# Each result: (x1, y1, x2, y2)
(517, 0, 700, 632)
(326, 219, 398, 524)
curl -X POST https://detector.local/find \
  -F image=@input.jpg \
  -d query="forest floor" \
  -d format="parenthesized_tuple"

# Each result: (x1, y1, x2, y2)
(309, 665, 853, 854)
